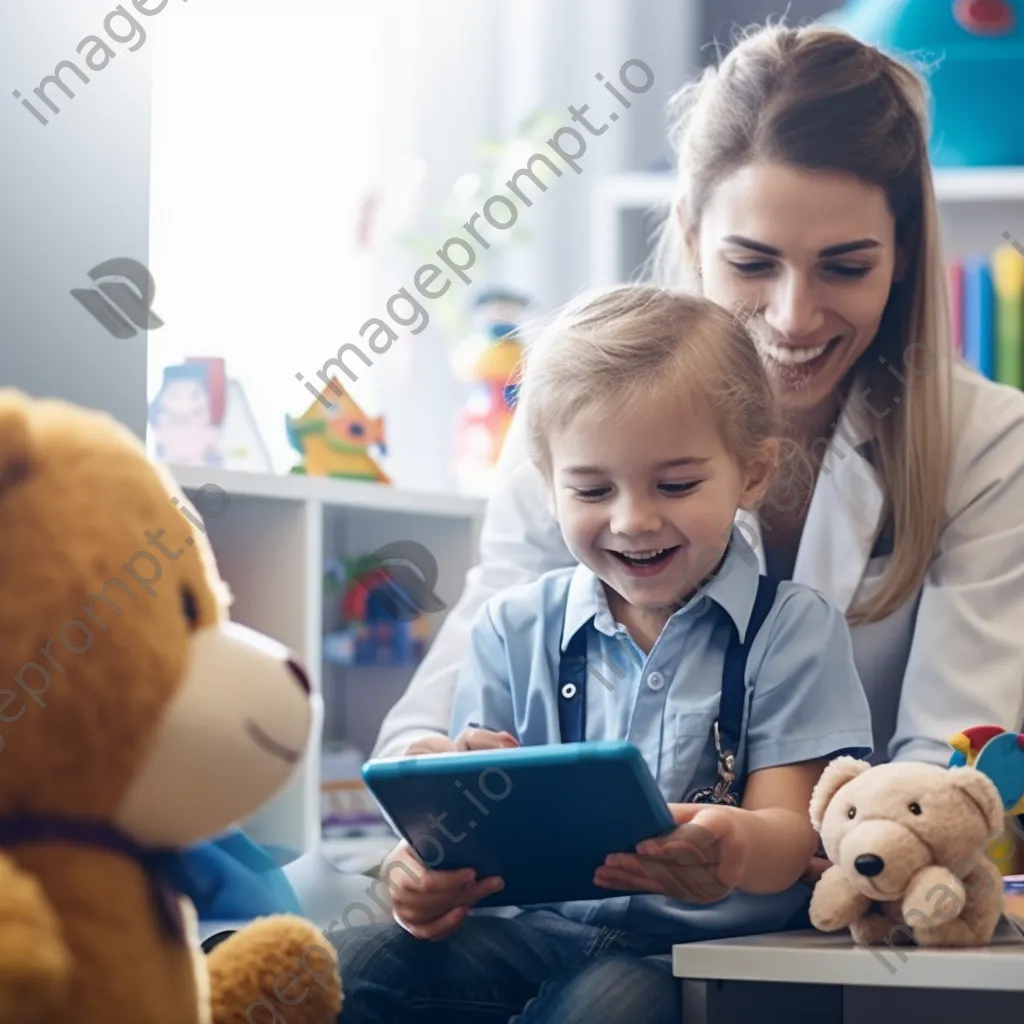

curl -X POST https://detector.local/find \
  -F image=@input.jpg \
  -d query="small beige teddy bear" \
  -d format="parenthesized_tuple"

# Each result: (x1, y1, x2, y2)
(808, 757, 1005, 948)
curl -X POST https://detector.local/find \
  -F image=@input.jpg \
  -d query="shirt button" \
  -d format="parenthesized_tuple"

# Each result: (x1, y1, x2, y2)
(647, 671, 665, 691)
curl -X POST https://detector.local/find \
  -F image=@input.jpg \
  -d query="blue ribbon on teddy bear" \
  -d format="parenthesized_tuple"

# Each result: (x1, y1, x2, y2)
(0, 818, 301, 941)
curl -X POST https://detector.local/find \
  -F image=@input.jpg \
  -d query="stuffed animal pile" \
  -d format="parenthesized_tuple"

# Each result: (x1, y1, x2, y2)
(808, 756, 1005, 948)
(0, 389, 342, 1023)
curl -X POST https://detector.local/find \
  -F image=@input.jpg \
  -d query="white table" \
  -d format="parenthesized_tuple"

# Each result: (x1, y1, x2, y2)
(673, 920, 1024, 1024)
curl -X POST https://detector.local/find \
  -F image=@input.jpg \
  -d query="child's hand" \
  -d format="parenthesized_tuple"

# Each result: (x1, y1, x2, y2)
(453, 726, 518, 751)
(404, 728, 518, 756)
(593, 804, 750, 904)
(381, 841, 505, 940)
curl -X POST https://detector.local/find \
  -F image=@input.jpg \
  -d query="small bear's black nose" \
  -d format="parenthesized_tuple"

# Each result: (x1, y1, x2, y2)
(287, 658, 311, 695)
(854, 854, 885, 878)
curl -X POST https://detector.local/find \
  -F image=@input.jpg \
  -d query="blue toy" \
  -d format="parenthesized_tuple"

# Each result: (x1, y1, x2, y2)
(822, 0, 1024, 167)
(166, 830, 302, 923)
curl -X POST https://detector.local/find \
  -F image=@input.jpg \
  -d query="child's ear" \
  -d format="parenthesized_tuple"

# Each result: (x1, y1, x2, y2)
(738, 438, 779, 510)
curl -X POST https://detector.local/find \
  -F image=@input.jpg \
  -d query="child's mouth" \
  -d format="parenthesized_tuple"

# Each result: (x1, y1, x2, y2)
(610, 547, 679, 576)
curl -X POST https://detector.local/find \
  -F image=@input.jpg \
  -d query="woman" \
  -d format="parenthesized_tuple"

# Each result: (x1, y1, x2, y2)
(377, 23, 1024, 822)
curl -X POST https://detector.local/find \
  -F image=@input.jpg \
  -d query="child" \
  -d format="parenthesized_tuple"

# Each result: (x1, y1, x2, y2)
(332, 285, 873, 1024)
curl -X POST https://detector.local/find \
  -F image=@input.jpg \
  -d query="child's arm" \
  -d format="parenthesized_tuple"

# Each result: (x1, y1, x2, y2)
(731, 759, 828, 892)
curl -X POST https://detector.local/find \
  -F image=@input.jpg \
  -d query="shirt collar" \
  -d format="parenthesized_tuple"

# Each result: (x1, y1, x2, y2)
(560, 526, 764, 650)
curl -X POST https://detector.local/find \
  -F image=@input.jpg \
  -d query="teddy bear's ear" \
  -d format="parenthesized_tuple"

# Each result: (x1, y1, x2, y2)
(809, 756, 872, 830)
(947, 766, 1005, 834)
(0, 393, 35, 508)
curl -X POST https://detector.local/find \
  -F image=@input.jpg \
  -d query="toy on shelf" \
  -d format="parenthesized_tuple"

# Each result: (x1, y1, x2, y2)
(322, 553, 431, 667)
(451, 288, 528, 496)
(287, 375, 390, 482)
(822, 0, 1024, 167)
(149, 360, 223, 467)
(149, 356, 272, 471)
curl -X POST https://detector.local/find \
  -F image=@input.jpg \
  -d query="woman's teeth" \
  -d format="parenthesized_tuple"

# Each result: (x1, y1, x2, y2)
(758, 338, 836, 365)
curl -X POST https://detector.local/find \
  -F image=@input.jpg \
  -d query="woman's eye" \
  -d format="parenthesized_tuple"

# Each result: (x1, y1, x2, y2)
(727, 260, 773, 276)
(574, 487, 611, 501)
(825, 264, 871, 279)
(659, 482, 698, 496)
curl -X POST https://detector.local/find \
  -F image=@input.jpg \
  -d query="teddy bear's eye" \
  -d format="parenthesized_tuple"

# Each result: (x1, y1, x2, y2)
(847, 807, 856, 819)
(908, 802, 922, 815)
(181, 586, 199, 629)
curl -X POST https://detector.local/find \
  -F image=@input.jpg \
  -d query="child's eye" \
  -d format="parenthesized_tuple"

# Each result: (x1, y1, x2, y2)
(659, 482, 698, 496)
(573, 487, 611, 501)
(824, 264, 871, 279)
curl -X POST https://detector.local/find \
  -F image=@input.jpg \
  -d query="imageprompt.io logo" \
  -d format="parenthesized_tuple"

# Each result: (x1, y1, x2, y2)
(71, 257, 164, 339)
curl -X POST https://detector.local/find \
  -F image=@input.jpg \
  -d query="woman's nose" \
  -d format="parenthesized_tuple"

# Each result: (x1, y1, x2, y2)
(764, 275, 826, 341)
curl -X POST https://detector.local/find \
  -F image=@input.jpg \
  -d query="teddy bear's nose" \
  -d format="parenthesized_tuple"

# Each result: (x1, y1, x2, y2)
(854, 853, 885, 878)
(286, 658, 311, 695)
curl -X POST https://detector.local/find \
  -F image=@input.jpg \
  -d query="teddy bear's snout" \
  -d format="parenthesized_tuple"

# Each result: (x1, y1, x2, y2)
(853, 853, 885, 878)
(837, 817, 932, 898)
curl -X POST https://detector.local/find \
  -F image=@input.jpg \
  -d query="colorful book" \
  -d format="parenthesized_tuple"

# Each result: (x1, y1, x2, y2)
(992, 244, 1024, 390)
(947, 259, 964, 356)
(963, 257, 995, 379)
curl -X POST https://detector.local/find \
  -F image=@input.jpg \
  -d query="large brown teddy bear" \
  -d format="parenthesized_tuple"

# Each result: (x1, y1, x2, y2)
(808, 756, 1004, 948)
(0, 389, 342, 1024)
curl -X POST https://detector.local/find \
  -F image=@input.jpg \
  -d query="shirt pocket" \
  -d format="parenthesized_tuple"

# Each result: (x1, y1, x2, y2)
(666, 696, 719, 802)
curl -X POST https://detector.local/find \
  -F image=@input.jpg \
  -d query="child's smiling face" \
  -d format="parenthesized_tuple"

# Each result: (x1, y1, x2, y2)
(549, 387, 774, 630)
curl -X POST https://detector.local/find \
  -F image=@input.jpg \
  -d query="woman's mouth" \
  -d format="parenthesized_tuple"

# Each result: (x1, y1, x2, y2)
(757, 336, 842, 388)
(609, 547, 680, 577)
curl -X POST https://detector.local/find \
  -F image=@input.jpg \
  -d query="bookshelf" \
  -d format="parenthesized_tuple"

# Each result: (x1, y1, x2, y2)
(590, 168, 1024, 285)
(170, 465, 485, 858)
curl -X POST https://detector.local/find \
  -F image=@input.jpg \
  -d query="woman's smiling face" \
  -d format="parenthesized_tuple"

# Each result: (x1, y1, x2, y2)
(694, 162, 900, 422)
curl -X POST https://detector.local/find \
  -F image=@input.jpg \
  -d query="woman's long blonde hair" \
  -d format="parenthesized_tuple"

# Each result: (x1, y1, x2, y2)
(652, 21, 952, 625)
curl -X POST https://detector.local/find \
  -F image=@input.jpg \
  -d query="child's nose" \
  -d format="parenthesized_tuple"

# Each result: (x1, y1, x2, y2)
(610, 496, 662, 536)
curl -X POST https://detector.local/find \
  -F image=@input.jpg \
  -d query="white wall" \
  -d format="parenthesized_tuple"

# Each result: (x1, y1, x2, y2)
(0, 0, 160, 436)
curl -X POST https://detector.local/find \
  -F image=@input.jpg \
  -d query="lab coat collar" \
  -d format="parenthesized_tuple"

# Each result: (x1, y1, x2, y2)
(789, 387, 886, 613)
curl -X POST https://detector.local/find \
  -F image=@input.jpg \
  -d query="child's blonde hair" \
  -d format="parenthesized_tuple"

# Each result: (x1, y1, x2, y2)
(520, 284, 780, 479)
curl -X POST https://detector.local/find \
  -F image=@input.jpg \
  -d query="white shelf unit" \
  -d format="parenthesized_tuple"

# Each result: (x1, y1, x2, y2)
(171, 465, 485, 857)
(590, 167, 1024, 285)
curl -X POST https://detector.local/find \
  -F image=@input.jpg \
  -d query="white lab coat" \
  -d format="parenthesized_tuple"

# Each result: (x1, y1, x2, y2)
(374, 362, 1024, 767)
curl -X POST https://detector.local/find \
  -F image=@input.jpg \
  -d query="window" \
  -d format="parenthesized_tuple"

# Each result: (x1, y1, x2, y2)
(148, 0, 395, 472)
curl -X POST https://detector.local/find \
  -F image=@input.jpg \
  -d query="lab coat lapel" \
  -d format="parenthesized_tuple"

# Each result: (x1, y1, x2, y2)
(791, 398, 885, 613)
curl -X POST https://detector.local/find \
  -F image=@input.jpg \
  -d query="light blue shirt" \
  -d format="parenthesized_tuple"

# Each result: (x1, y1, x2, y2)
(450, 527, 874, 942)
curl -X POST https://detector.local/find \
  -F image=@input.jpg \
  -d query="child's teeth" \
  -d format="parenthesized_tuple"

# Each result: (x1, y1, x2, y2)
(758, 339, 831, 365)
(623, 549, 664, 558)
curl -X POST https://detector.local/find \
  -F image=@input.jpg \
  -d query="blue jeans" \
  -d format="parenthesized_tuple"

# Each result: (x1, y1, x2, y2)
(330, 908, 681, 1023)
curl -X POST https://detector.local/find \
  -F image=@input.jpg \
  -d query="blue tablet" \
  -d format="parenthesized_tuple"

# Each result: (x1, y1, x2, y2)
(361, 740, 676, 907)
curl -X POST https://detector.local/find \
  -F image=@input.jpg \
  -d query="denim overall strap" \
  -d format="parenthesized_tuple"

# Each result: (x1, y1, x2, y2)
(719, 573, 781, 795)
(558, 626, 589, 744)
